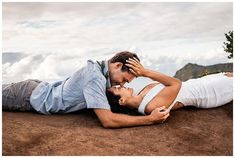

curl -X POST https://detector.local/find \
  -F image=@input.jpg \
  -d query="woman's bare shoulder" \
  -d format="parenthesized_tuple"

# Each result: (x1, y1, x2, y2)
(137, 82, 160, 96)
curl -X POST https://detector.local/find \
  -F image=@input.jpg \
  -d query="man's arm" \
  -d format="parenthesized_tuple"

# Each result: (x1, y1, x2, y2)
(93, 106, 169, 128)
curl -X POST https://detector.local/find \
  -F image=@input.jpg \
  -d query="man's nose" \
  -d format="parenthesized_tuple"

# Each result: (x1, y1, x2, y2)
(120, 82, 125, 87)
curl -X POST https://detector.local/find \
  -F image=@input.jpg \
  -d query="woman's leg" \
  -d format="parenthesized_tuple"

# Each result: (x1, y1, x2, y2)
(208, 72, 233, 107)
(185, 72, 233, 108)
(171, 102, 184, 110)
(2, 79, 41, 112)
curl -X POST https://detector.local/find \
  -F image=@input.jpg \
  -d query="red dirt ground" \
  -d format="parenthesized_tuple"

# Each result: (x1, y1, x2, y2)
(2, 102, 233, 156)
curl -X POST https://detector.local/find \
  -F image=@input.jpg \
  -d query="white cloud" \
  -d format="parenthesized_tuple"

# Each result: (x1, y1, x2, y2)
(3, 2, 232, 53)
(3, 55, 37, 82)
(2, 49, 114, 83)
(2, 2, 233, 84)
(2, 45, 231, 84)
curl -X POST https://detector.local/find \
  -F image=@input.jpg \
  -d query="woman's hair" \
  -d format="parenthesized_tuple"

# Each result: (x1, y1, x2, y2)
(106, 90, 139, 115)
(110, 51, 140, 73)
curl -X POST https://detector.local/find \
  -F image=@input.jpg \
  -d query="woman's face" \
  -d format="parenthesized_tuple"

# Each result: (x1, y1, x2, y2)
(108, 86, 134, 98)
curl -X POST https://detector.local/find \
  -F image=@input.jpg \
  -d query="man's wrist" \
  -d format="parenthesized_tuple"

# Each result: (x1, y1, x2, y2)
(146, 114, 155, 125)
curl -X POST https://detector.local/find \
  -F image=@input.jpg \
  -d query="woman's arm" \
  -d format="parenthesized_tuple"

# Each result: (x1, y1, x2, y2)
(126, 58, 182, 114)
(126, 58, 181, 87)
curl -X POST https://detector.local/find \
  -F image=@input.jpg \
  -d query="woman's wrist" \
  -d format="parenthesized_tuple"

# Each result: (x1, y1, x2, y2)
(142, 69, 151, 77)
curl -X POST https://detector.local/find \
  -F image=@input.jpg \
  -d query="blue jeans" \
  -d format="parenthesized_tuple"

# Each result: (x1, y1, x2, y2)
(2, 79, 41, 112)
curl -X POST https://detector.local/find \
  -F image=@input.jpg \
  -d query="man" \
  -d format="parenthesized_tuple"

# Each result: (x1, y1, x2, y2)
(2, 51, 169, 128)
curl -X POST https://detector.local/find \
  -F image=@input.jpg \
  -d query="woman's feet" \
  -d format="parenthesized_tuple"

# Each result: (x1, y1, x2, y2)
(224, 72, 233, 77)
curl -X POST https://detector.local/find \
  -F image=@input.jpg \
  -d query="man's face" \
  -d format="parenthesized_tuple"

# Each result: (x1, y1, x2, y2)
(109, 62, 135, 87)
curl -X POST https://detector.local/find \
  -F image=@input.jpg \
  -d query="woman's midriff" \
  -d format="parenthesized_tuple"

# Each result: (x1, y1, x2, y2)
(171, 101, 185, 110)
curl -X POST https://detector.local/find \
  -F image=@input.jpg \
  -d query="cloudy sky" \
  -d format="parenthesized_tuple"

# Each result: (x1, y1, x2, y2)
(2, 2, 233, 84)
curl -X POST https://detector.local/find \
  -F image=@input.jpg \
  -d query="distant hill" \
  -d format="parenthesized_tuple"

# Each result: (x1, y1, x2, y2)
(174, 63, 233, 81)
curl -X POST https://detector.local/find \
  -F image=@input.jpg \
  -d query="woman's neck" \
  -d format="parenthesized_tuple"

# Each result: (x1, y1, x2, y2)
(122, 95, 143, 109)
(123, 83, 159, 109)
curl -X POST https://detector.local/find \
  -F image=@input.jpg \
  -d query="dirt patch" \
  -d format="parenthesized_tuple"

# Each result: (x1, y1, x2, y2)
(2, 102, 233, 156)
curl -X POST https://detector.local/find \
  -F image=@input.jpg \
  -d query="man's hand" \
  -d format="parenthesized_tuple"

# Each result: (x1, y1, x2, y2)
(149, 106, 170, 124)
(125, 57, 146, 77)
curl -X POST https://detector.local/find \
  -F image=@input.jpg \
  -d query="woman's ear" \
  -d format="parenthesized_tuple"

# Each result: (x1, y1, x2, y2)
(119, 98, 126, 106)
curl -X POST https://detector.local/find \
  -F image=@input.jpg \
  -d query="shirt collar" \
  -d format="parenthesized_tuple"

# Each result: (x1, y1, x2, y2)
(104, 60, 111, 88)
(97, 60, 111, 88)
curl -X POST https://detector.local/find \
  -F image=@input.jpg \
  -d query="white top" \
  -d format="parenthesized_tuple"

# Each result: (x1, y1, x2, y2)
(137, 72, 233, 115)
(125, 77, 158, 95)
(138, 84, 164, 115)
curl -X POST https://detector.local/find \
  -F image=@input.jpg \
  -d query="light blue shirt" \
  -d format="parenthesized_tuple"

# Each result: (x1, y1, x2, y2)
(30, 60, 111, 114)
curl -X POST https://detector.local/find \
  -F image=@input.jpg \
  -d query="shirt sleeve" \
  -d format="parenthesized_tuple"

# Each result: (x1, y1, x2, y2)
(83, 78, 111, 110)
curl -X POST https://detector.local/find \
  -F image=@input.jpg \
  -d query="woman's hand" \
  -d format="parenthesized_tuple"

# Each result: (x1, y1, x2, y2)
(125, 57, 146, 77)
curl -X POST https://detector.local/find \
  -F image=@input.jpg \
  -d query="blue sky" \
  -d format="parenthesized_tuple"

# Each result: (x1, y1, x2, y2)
(2, 2, 233, 84)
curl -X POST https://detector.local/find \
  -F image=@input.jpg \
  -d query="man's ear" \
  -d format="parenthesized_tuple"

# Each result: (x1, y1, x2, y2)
(116, 62, 123, 69)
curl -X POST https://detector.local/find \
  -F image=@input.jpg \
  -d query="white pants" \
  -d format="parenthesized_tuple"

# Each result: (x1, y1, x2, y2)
(177, 73, 233, 108)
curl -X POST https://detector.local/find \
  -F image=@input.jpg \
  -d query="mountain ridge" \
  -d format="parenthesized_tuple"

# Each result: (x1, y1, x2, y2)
(174, 62, 233, 81)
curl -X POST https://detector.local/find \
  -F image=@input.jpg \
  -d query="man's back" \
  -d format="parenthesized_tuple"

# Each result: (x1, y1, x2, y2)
(30, 60, 110, 114)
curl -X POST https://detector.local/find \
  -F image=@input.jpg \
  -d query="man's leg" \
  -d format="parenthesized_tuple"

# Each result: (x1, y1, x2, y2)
(2, 79, 41, 112)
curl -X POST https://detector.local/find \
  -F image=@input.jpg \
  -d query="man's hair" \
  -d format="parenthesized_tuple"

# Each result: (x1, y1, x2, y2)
(106, 90, 139, 115)
(109, 51, 140, 72)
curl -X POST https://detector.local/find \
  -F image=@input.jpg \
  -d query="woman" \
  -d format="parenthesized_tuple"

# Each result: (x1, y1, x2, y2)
(106, 57, 233, 115)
